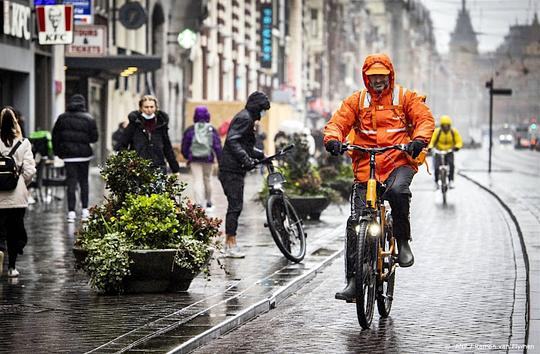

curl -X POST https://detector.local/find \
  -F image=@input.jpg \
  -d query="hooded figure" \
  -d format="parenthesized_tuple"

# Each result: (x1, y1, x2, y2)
(218, 91, 271, 258)
(52, 94, 99, 223)
(181, 106, 222, 209)
(323, 54, 434, 300)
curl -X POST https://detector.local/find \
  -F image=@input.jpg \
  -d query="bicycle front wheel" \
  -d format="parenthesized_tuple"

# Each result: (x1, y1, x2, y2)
(355, 220, 377, 329)
(440, 167, 448, 205)
(266, 194, 306, 263)
(377, 212, 396, 317)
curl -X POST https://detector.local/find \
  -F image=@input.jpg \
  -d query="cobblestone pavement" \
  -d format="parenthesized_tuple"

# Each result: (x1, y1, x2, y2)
(0, 168, 347, 353)
(459, 145, 540, 351)
(193, 168, 529, 353)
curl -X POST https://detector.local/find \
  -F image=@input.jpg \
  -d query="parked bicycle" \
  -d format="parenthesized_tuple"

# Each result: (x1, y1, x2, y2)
(257, 145, 306, 263)
(341, 143, 412, 329)
(432, 148, 450, 205)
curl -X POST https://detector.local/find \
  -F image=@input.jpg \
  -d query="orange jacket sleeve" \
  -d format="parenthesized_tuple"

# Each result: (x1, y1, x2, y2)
(323, 92, 360, 144)
(403, 90, 435, 145)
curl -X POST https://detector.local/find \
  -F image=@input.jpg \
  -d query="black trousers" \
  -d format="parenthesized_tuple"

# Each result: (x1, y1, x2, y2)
(65, 161, 90, 211)
(0, 208, 27, 268)
(433, 152, 455, 182)
(345, 166, 415, 278)
(218, 171, 245, 236)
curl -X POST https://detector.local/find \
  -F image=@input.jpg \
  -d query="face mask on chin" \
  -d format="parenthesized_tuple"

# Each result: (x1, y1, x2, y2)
(142, 112, 155, 120)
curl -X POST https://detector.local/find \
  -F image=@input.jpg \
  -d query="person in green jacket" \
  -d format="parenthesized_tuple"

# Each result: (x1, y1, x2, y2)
(428, 115, 463, 189)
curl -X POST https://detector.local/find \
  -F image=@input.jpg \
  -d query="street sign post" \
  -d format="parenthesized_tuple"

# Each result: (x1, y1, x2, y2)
(486, 78, 512, 173)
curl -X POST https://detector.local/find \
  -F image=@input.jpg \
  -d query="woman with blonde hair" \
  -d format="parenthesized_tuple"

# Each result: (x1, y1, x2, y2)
(117, 95, 180, 175)
(0, 106, 36, 277)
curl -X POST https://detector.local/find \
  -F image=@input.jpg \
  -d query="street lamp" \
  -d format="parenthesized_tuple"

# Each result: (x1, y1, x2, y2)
(177, 28, 197, 137)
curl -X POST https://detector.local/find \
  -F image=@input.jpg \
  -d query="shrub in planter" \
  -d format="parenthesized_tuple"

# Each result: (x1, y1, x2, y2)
(76, 150, 221, 294)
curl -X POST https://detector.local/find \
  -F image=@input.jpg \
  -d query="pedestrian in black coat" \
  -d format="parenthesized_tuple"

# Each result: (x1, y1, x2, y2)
(218, 91, 270, 258)
(116, 95, 180, 175)
(52, 94, 98, 223)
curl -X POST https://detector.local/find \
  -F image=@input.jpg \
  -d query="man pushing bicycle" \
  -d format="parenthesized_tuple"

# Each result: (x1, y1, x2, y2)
(323, 53, 435, 301)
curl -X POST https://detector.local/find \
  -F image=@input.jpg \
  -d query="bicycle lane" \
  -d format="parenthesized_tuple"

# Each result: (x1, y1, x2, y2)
(192, 171, 528, 353)
(458, 148, 539, 352)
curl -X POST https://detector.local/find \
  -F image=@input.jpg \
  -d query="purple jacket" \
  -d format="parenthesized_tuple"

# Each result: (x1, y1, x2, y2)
(181, 106, 222, 163)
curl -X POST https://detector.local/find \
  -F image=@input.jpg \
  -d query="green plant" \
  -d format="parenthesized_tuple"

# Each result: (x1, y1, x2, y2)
(77, 151, 221, 294)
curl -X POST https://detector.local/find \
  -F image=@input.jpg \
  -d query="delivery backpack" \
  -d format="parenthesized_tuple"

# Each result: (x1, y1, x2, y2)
(191, 122, 213, 158)
(0, 140, 22, 191)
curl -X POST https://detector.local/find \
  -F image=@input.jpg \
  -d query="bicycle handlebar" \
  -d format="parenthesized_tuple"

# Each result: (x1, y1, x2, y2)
(255, 144, 295, 165)
(341, 143, 409, 154)
(431, 148, 451, 155)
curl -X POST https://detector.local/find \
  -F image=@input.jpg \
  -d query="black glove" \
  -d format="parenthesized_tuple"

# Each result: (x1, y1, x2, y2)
(325, 140, 342, 156)
(241, 157, 258, 171)
(453, 147, 460, 152)
(407, 140, 426, 159)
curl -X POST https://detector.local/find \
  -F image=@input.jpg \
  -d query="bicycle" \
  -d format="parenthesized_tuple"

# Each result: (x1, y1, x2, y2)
(432, 148, 450, 205)
(341, 143, 411, 329)
(257, 145, 307, 263)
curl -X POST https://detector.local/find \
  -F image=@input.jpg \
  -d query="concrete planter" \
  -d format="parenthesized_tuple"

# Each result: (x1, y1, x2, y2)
(73, 247, 210, 293)
(288, 195, 331, 221)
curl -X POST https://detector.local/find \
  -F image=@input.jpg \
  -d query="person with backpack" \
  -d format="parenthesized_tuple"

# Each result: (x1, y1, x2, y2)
(323, 53, 434, 301)
(0, 106, 36, 277)
(428, 115, 463, 189)
(181, 106, 222, 210)
(52, 94, 99, 223)
(219, 91, 270, 258)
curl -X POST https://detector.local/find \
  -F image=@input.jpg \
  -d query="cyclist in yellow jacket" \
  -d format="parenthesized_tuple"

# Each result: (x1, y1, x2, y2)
(428, 115, 463, 189)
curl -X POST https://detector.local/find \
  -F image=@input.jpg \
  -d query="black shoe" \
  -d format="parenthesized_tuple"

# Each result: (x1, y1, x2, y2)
(397, 239, 414, 267)
(335, 277, 356, 301)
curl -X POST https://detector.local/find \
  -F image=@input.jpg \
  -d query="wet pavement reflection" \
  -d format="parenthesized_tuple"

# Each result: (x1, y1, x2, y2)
(0, 169, 346, 353)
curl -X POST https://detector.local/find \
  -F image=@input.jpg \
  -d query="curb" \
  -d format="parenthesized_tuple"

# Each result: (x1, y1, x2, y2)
(167, 247, 344, 354)
(458, 171, 530, 348)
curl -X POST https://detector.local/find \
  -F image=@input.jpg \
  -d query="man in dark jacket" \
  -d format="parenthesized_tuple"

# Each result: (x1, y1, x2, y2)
(52, 94, 99, 222)
(116, 95, 180, 175)
(219, 91, 270, 258)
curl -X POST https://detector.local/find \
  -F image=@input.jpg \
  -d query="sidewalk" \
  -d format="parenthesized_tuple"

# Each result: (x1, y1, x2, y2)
(458, 149, 540, 350)
(0, 169, 348, 353)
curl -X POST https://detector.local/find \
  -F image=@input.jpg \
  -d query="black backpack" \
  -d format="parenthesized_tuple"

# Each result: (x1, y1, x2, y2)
(0, 140, 23, 191)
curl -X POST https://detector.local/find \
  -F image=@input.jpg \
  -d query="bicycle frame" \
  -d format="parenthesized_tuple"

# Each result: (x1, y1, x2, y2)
(345, 144, 408, 281)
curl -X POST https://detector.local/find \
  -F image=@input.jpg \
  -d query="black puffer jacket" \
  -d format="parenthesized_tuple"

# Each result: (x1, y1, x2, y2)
(219, 91, 270, 174)
(116, 110, 180, 173)
(52, 94, 99, 159)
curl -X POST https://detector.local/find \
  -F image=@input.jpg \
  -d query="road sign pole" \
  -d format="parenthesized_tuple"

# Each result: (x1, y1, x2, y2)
(485, 78, 512, 174)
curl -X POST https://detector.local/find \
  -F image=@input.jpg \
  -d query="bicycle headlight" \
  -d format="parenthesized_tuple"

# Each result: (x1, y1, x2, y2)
(368, 223, 381, 237)
(273, 183, 283, 190)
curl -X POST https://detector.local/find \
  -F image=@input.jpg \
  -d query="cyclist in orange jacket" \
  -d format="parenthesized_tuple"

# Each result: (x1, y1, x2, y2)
(323, 53, 435, 301)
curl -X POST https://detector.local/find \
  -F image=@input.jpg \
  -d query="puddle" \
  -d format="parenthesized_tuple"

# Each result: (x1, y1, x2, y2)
(310, 248, 337, 257)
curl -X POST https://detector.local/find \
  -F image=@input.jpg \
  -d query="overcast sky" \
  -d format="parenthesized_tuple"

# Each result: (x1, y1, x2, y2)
(418, 0, 538, 53)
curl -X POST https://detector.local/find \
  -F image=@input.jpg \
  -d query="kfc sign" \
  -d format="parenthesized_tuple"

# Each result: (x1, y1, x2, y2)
(2, 0, 31, 40)
(36, 5, 74, 45)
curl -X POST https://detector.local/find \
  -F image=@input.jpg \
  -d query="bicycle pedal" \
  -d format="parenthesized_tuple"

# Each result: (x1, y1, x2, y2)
(264, 222, 268, 228)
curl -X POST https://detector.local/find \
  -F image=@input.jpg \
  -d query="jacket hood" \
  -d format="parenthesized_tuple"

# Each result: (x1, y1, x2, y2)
(245, 91, 270, 119)
(193, 106, 210, 123)
(67, 94, 87, 112)
(362, 53, 395, 96)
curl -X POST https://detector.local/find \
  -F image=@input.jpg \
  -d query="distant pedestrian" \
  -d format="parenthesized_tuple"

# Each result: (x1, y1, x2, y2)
(52, 94, 99, 223)
(112, 120, 128, 151)
(116, 95, 180, 176)
(218, 91, 270, 258)
(181, 106, 222, 210)
(0, 106, 36, 277)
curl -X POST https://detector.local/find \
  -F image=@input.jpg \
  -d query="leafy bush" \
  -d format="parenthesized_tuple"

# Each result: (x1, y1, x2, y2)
(77, 150, 221, 294)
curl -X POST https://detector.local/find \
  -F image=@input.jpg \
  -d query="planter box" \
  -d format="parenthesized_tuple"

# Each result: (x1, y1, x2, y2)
(73, 247, 209, 293)
(288, 195, 330, 221)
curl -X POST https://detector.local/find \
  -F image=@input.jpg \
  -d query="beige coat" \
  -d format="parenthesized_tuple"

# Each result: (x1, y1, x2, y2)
(0, 138, 36, 208)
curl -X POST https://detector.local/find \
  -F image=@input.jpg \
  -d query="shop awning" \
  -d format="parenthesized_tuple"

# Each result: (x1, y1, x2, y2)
(65, 54, 162, 78)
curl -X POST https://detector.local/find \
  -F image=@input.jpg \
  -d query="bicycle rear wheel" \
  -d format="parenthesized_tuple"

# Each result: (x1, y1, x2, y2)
(266, 194, 306, 263)
(440, 167, 448, 205)
(355, 220, 377, 329)
(377, 212, 396, 317)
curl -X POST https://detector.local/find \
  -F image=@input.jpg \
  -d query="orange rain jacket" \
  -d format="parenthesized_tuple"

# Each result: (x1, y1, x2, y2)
(323, 53, 435, 182)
